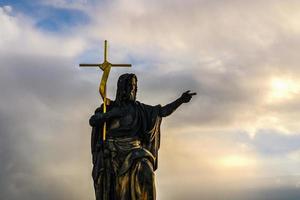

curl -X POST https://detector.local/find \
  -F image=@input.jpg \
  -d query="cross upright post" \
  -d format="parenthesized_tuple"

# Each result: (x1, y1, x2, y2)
(79, 40, 131, 140)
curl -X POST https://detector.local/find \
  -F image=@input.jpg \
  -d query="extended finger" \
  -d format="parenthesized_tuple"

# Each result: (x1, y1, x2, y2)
(184, 90, 191, 94)
(189, 92, 197, 96)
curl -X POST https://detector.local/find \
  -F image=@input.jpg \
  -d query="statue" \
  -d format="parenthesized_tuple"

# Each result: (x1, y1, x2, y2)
(80, 41, 196, 200)
(89, 74, 196, 199)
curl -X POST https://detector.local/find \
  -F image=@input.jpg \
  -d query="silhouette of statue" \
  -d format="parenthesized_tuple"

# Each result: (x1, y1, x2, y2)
(89, 73, 196, 200)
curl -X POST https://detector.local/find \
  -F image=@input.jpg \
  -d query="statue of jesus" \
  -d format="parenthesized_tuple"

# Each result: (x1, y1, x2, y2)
(89, 73, 196, 200)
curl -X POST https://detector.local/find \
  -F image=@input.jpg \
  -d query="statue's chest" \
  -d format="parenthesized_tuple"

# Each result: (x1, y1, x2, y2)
(109, 105, 136, 130)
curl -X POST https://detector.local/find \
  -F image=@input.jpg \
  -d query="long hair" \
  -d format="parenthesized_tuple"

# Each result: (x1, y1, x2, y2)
(115, 73, 137, 106)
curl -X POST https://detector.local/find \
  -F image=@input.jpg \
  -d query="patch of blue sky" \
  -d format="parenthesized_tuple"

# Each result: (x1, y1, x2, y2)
(252, 130, 300, 156)
(234, 130, 300, 156)
(34, 7, 89, 32)
(0, 0, 89, 33)
(0, 0, 32, 11)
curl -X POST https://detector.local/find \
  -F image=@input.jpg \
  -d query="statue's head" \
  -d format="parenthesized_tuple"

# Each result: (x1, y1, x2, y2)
(115, 73, 137, 105)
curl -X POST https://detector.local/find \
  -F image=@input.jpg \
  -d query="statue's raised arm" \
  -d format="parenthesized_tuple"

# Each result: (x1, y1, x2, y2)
(89, 73, 197, 200)
(159, 90, 197, 117)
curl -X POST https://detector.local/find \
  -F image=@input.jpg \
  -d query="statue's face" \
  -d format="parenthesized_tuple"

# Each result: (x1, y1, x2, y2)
(129, 77, 137, 101)
(115, 74, 137, 104)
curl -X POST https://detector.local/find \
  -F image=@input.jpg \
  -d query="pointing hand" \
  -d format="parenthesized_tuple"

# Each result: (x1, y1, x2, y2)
(180, 90, 197, 103)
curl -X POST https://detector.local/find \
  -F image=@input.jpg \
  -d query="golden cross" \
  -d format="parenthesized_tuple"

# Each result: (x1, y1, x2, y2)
(80, 40, 131, 140)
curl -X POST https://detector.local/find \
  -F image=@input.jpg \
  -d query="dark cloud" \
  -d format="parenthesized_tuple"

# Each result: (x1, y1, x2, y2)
(0, 51, 96, 199)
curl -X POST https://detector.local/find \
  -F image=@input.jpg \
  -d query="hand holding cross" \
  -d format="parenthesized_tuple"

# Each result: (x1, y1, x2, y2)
(79, 40, 131, 140)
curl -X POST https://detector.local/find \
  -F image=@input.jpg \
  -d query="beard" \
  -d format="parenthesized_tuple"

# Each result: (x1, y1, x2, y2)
(129, 89, 136, 101)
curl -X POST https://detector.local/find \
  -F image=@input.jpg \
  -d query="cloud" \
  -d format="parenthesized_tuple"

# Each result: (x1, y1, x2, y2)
(1, 5, 12, 13)
(1, 0, 300, 199)
(75, 0, 300, 136)
(0, 6, 96, 200)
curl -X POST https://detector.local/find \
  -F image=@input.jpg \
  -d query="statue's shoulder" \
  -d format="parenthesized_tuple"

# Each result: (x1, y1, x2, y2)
(135, 101, 148, 108)
(135, 101, 161, 110)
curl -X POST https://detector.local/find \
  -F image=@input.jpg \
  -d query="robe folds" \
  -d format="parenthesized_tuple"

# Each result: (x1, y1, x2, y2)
(91, 101, 162, 200)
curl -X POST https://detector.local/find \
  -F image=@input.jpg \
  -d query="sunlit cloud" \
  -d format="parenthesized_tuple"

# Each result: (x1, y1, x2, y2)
(1, 0, 300, 199)
(268, 77, 300, 102)
(218, 154, 257, 169)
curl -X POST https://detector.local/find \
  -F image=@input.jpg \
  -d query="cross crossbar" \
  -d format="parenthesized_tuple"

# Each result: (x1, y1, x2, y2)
(79, 40, 131, 140)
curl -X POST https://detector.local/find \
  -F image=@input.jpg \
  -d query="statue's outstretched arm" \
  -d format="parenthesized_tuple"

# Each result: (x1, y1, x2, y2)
(89, 107, 124, 127)
(159, 90, 196, 117)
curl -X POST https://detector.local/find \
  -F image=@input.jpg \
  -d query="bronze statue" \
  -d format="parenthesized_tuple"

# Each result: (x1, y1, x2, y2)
(80, 41, 196, 199)
(89, 73, 196, 200)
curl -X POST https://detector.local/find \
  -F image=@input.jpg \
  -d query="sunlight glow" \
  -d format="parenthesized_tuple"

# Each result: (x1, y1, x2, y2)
(268, 77, 300, 102)
(219, 155, 256, 168)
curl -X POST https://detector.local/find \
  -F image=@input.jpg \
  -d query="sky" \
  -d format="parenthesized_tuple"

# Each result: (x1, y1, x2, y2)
(1, 0, 300, 199)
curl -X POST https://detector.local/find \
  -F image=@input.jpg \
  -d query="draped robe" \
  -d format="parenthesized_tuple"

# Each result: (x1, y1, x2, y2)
(91, 101, 162, 200)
